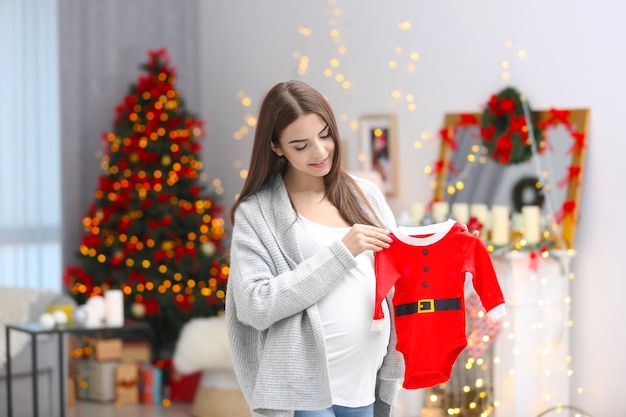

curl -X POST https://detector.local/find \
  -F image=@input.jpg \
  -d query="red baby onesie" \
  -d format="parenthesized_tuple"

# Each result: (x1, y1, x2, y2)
(374, 219, 505, 389)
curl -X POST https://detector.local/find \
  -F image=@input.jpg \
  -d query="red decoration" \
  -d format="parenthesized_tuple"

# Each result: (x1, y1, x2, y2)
(555, 200, 577, 224)
(493, 135, 514, 165)
(467, 216, 484, 234)
(528, 246, 549, 272)
(529, 250, 541, 272)
(169, 369, 202, 402)
(481, 125, 495, 143)
(538, 108, 586, 232)
(480, 87, 543, 165)
(567, 131, 586, 155)
(538, 108, 571, 129)
(432, 112, 480, 179)
(432, 158, 460, 177)
(439, 127, 458, 151)
(557, 166, 582, 188)
(459, 114, 479, 124)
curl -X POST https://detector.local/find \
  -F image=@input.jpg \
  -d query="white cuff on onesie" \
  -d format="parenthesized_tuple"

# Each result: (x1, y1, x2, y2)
(487, 303, 507, 322)
(371, 319, 386, 331)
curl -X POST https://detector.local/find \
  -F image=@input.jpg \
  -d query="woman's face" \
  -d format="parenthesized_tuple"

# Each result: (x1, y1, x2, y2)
(273, 113, 335, 180)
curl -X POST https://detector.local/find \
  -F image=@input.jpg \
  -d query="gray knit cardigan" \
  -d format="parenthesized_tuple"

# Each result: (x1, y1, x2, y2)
(226, 174, 405, 417)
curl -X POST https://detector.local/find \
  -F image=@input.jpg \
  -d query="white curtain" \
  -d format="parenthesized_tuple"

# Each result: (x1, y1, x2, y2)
(0, 0, 61, 290)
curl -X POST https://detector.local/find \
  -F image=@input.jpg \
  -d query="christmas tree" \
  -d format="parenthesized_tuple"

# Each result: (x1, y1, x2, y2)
(64, 48, 229, 350)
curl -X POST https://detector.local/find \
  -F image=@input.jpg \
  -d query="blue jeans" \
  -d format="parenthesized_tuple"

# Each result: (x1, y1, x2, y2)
(294, 403, 374, 417)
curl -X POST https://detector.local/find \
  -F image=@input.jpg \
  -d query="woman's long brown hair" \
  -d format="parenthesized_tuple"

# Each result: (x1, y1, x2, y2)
(230, 80, 382, 227)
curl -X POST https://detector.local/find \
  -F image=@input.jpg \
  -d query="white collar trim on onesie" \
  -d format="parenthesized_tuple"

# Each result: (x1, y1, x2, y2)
(393, 218, 456, 246)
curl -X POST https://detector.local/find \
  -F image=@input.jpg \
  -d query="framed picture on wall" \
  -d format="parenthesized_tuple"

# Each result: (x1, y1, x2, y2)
(358, 114, 398, 196)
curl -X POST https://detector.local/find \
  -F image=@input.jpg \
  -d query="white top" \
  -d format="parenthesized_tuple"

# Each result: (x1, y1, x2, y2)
(296, 215, 391, 407)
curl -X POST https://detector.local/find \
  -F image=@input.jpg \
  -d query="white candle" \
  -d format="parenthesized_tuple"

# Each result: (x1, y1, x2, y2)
(512, 212, 524, 233)
(85, 295, 106, 328)
(431, 201, 449, 224)
(409, 202, 425, 226)
(470, 203, 489, 241)
(522, 205, 541, 245)
(105, 289, 125, 327)
(491, 205, 510, 245)
(470, 203, 489, 226)
(451, 202, 469, 224)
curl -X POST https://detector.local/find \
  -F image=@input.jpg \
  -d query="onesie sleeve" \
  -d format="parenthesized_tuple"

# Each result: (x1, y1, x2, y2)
(487, 304, 507, 322)
(373, 247, 401, 324)
(465, 235, 506, 321)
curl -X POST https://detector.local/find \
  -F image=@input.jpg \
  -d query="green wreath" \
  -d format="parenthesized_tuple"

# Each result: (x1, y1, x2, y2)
(480, 87, 543, 165)
(511, 175, 545, 213)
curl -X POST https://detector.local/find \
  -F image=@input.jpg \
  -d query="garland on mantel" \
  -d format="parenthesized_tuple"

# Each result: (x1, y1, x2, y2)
(480, 86, 544, 165)
(488, 242, 570, 275)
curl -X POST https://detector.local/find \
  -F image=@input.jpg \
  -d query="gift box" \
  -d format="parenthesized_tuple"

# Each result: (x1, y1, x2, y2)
(75, 359, 116, 402)
(115, 362, 139, 405)
(169, 369, 202, 402)
(121, 341, 152, 363)
(139, 363, 163, 404)
(154, 357, 202, 402)
(116, 387, 139, 406)
(68, 377, 76, 407)
(95, 338, 123, 361)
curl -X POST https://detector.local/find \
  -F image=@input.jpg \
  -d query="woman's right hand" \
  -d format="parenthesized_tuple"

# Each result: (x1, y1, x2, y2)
(342, 224, 392, 257)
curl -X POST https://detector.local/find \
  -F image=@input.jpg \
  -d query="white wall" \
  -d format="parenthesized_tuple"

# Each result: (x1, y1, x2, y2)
(199, 1, 626, 416)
